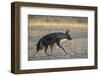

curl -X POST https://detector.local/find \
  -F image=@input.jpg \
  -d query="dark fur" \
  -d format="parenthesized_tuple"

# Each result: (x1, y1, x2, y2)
(33, 30, 72, 56)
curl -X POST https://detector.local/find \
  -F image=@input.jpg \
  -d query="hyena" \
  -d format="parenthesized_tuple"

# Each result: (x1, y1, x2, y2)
(33, 30, 72, 56)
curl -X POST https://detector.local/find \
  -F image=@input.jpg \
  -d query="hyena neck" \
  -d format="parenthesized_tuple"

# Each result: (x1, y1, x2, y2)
(60, 38, 68, 43)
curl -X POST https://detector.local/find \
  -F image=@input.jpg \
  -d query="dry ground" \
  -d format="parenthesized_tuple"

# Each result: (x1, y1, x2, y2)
(28, 25, 88, 61)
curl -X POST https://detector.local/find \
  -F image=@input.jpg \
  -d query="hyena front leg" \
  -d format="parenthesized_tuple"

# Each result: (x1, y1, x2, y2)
(56, 41, 68, 54)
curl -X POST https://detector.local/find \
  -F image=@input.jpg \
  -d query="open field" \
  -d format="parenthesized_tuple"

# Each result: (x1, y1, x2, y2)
(28, 15, 88, 61)
(28, 26, 88, 60)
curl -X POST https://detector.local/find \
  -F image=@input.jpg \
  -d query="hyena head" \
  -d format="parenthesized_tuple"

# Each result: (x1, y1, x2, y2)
(65, 30, 72, 40)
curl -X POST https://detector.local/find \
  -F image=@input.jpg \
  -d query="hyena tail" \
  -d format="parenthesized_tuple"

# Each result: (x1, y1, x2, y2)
(33, 40, 44, 56)
(37, 40, 44, 51)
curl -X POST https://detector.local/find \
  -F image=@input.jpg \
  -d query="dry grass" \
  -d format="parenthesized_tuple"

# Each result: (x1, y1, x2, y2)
(28, 38, 87, 60)
(28, 26, 88, 61)
(28, 15, 88, 61)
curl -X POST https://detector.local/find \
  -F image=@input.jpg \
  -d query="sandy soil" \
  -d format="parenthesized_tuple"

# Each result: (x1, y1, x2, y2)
(28, 26, 88, 61)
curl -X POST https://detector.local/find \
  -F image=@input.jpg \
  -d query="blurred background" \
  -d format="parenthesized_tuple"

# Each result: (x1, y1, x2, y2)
(28, 15, 88, 60)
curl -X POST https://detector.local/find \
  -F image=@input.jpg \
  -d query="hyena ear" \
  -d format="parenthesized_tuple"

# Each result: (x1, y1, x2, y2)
(65, 30, 69, 34)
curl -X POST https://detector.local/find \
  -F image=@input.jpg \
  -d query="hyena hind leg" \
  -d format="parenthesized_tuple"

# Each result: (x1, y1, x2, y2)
(50, 44, 54, 55)
(44, 46, 50, 56)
